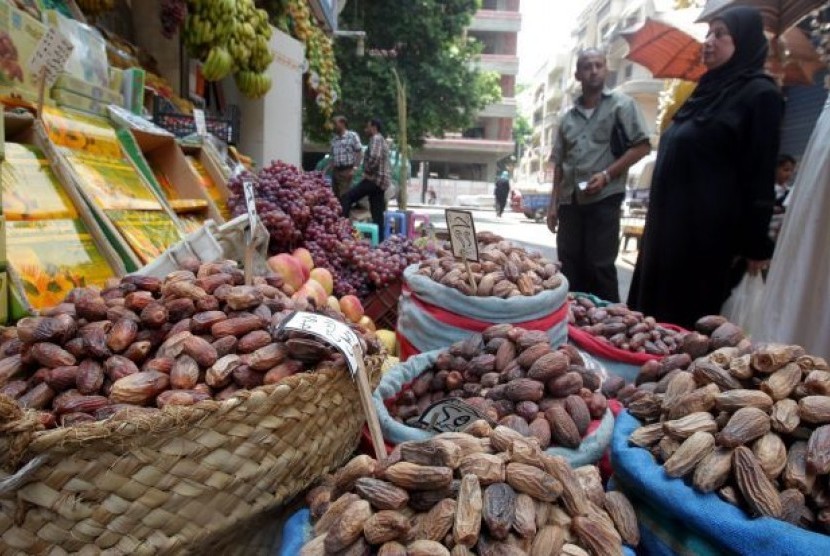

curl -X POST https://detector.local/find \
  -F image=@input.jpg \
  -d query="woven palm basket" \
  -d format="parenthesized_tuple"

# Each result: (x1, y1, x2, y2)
(0, 355, 383, 555)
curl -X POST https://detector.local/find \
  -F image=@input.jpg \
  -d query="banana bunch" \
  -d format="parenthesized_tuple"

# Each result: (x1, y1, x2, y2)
(76, 0, 115, 17)
(184, 0, 274, 98)
(202, 46, 233, 81)
(235, 70, 272, 99)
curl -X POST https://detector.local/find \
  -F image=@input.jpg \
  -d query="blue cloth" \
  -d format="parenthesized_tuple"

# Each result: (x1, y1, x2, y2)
(612, 410, 830, 556)
(276, 508, 311, 556)
(375, 352, 614, 466)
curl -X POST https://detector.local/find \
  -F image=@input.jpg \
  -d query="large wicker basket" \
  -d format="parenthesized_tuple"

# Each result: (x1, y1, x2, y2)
(0, 355, 383, 555)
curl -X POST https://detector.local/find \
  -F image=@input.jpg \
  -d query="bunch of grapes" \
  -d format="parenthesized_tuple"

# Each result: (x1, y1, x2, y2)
(160, 0, 187, 39)
(228, 161, 430, 299)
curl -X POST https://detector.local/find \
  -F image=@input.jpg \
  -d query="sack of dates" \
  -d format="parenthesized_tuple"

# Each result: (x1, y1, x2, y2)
(568, 293, 696, 384)
(373, 325, 616, 467)
(398, 239, 569, 359)
(613, 411, 830, 555)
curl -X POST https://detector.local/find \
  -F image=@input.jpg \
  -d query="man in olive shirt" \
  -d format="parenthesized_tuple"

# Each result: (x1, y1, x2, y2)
(548, 49, 650, 302)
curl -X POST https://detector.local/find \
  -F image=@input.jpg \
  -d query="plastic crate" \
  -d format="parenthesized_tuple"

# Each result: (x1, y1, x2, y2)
(152, 97, 240, 145)
(364, 280, 402, 331)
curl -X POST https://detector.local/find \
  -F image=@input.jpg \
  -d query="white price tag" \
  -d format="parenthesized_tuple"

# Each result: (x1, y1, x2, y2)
(193, 108, 208, 137)
(445, 209, 479, 262)
(417, 398, 487, 433)
(28, 27, 74, 88)
(279, 312, 363, 376)
(243, 179, 257, 232)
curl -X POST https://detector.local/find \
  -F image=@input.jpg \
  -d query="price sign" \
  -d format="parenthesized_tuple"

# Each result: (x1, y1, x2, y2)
(193, 108, 208, 137)
(417, 398, 487, 433)
(278, 311, 363, 376)
(243, 179, 257, 230)
(28, 27, 74, 88)
(445, 209, 479, 263)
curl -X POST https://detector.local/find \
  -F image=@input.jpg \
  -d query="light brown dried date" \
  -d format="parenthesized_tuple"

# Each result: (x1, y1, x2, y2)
(384, 462, 453, 491)
(454, 474, 482, 547)
(512, 493, 536, 538)
(156, 389, 211, 408)
(716, 407, 770, 448)
(400, 439, 462, 469)
(354, 477, 409, 511)
(733, 446, 782, 518)
(664, 431, 715, 478)
(109, 371, 169, 405)
(171, 355, 200, 390)
(324, 499, 372, 553)
(806, 424, 830, 475)
(692, 448, 733, 493)
(545, 405, 581, 449)
(411, 498, 456, 542)
(604, 491, 639, 546)
(505, 463, 562, 502)
(363, 510, 410, 545)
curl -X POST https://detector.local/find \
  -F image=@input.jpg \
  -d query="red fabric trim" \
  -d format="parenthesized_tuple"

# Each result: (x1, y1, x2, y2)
(568, 323, 688, 365)
(406, 288, 569, 333)
(396, 332, 419, 362)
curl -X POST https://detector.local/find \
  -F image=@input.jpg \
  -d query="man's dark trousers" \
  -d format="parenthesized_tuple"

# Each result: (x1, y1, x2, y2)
(340, 178, 387, 240)
(556, 193, 623, 302)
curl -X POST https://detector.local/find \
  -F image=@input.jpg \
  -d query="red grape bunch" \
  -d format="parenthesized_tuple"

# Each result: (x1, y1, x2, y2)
(160, 0, 187, 39)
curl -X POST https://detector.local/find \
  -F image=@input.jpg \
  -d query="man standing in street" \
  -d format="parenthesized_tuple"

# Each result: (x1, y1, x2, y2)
(340, 118, 391, 239)
(327, 115, 363, 198)
(547, 48, 650, 302)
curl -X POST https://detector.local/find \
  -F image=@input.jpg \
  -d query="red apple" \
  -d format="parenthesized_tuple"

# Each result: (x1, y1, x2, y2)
(267, 254, 305, 291)
(339, 295, 364, 323)
(309, 268, 334, 295)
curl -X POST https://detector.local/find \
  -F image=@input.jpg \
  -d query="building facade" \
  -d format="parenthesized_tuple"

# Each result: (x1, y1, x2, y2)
(518, 0, 677, 186)
(412, 0, 521, 182)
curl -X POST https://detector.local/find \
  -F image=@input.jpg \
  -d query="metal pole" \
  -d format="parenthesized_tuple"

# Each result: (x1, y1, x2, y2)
(421, 161, 429, 204)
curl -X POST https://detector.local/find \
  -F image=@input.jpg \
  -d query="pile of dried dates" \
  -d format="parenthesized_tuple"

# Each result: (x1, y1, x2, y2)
(303, 427, 639, 555)
(627, 336, 830, 533)
(390, 325, 608, 450)
(0, 259, 380, 428)
(569, 296, 738, 358)
(414, 234, 562, 298)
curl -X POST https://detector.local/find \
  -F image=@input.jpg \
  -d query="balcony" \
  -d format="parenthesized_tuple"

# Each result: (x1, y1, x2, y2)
(479, 98, 518, 118)
(469, 10, 522, 33)
(421, 136, 515, 157)
(476, 54, 520, 75)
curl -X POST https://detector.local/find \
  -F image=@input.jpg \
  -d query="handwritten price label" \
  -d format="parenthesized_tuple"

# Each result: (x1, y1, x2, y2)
(28, 27, 74, 88)
(417, 398, 487, 433)
(278, 312, 363, 376)
(445, 209, 479, 262)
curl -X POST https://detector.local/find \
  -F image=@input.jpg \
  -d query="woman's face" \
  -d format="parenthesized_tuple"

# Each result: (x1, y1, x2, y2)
(702, 20, 736, 69)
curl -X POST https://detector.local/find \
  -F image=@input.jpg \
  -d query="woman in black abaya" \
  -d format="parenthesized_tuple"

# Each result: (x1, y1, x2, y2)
(627, 6, 783, 329)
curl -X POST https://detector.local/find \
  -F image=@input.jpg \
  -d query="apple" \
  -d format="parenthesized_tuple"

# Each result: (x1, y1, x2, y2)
(309, 267, 334, 295)
(292, 248, 315, 275)
(339, 295, 364, 323)
(358, 316, 376, 332)
(293, 280, 327, 308)
(326, 295, 342, 313)
(267, 254, 305, 291)
(376, 329, 396, 355)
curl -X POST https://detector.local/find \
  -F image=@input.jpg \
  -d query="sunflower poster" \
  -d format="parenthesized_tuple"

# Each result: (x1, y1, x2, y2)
(105, 210, 183, 264)
(1, 143, 77, 220)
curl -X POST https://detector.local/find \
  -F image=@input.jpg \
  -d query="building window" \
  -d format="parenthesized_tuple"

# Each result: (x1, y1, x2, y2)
(482, 0, 498, 9)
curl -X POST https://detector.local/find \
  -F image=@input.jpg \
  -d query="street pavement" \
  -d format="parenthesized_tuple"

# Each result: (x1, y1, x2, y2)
(397, 204, 637, 303)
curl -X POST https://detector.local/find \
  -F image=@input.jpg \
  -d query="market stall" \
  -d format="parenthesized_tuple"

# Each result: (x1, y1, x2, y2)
(1, 1, 829, 555)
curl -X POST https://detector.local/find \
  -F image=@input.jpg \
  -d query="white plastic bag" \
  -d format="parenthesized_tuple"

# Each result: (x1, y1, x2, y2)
(721, 273, 765, 335)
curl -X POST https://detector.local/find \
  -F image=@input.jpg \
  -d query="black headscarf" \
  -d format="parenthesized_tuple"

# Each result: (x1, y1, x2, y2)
(674, 6, 772, 123)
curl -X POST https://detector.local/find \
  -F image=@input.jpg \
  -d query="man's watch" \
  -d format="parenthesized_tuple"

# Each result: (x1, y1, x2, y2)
(602, 169, 612, 184)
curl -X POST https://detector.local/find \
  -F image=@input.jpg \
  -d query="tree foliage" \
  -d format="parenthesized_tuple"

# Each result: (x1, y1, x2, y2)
(308, 0, 502, 147)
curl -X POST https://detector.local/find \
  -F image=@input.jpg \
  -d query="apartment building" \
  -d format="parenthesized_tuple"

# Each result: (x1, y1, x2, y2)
(518, 0, 674, 185)
(413, 0, 521, 181)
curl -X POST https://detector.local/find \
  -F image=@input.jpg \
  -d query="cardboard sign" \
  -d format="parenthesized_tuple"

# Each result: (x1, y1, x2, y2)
(193, 108, 208, 137)
(278, 311, 363, 376)
(417, 398, 487, 433)
(445, 209, 479, 262)
(242, 179, 257, 232)
(28, 27, 73, 88)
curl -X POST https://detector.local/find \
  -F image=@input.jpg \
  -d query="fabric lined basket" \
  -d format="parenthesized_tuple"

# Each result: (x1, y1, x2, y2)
(0, 355, 383, 555)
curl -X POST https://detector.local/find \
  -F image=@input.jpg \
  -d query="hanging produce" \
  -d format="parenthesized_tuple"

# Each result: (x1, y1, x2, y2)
(160, 0, 188, 39)
(264, 0, 341, 120)
(183, 0, 273, 98)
